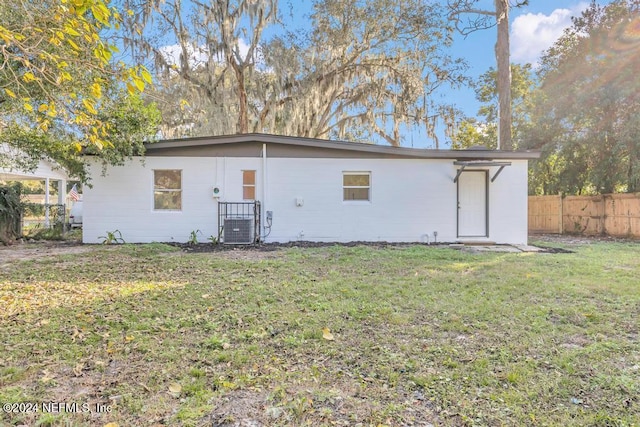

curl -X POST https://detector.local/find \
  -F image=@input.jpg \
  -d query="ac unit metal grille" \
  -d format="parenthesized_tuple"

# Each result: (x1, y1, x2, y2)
(218, 201, 260, 244)
(223, 218, 253, 244)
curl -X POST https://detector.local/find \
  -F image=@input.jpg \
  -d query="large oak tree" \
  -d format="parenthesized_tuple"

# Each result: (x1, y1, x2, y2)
(123, 0, 467, 147)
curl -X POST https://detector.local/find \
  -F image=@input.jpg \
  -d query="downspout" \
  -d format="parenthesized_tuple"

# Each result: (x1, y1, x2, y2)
(262, 143, 267, 239)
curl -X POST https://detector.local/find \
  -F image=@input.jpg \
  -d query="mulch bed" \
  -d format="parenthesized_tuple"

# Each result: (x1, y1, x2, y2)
(165, 240, 446, 253)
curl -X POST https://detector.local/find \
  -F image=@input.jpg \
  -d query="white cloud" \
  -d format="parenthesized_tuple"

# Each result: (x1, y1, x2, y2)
(159, 39, 252, 68)
(511, 3, 589, 65)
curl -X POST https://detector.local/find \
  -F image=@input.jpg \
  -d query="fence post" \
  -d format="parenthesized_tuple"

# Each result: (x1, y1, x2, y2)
(558, 192, 563, 234)
(601, 194, 606, 236)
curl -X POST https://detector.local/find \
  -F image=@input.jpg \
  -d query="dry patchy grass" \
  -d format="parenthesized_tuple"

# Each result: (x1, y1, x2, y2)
(0, 241, 639, 426)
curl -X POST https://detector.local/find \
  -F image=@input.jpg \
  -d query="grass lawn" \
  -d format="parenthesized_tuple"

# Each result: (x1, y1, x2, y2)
(0, 241, 638, 426)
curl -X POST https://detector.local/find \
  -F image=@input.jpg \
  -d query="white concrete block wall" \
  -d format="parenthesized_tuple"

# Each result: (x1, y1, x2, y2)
(263, 158, 459, 243)
(84, 157, 221, 243)
(84, 156, 530, 245)
(487, 160, 529, 245)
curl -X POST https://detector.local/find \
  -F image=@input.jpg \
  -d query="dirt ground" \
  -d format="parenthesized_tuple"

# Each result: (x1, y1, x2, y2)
(0, 234, 636, 267)
(0, 241, 96, 267)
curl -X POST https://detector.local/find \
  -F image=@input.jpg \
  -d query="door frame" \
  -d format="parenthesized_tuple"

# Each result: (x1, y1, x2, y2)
(456, 169, 489, 238)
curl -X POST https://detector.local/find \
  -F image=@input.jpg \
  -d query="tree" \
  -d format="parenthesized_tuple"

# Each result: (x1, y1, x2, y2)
(527, 0, 640, 194)
(274, 0, 467, 147)
(447, 0, 529, 150)
(0, 0, 153, 180)
(124, 0, 467, 147)
(122, 0, 279, 136)
(2, 91, 161, 182)
(450, 63, 536, 150)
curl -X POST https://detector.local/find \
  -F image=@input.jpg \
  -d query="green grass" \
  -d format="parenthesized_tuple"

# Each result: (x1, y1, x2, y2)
(1, 241, 638, 426)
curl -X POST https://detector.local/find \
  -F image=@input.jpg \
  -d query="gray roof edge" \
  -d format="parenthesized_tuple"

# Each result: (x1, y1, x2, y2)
(144, 133, 541, 159)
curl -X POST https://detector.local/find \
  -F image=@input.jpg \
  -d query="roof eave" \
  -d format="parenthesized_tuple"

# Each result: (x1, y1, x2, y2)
(144, 133, 541, 160)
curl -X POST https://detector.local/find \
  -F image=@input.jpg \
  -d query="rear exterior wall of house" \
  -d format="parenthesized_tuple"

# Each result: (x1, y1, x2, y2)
(83, 156, 529, 244)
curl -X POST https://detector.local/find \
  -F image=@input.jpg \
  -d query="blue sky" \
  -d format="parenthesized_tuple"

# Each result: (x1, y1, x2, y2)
(449, 1, 596, 119)
(158, 1, 613, 147)
(282, 1, 607, 147)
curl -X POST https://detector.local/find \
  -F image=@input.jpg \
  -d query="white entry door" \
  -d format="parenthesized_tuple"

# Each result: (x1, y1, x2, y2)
(457, 170, 488, 237)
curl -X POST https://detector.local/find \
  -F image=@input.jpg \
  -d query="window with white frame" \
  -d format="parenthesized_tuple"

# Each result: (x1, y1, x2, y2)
(243, 170, 256, 200)
(153, 170, 182, 210)
(343, 172, 370, 201)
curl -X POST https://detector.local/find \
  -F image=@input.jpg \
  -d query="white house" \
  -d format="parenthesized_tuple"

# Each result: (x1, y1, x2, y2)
(1, 144, 73, 228)
(0, 145, 70, 197)
(83, 134, 540, 245)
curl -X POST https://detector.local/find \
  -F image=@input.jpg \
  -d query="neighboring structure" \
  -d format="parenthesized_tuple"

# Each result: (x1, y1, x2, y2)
(83, 134, 540, 245)
(1, 145, 72, 228)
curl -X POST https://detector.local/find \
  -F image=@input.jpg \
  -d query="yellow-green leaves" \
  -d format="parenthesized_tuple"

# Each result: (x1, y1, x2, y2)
(168, 382, 182, 397)
(140, 68, 153, 85)
(82, 99, 97, 115)
(90, 3, 112, 27)
(45, 103, 57, 118)
(63, 25, 80, 37)
(66, 38, 80, 51)
(1, 0, 154, 153)
(90, 83, 102, 99)
(125, 66, 152, 95)
(22, 72, 37, 82)
(322, 327, 335, 341)
(93, 42, 113, 64)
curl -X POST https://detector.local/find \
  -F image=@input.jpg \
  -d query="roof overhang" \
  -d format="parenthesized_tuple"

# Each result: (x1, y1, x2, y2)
(144, 133, 541, 160)
(453, 160, 512, 183)
(1, 144, 71, 181)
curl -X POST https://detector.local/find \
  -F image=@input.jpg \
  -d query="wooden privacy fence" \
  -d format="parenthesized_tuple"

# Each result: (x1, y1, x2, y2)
(528, 193, 640, 237)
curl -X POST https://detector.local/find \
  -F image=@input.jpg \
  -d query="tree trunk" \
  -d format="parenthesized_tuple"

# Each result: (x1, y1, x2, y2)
(495, 0, 512, 150)
(231, 62, 249, 134)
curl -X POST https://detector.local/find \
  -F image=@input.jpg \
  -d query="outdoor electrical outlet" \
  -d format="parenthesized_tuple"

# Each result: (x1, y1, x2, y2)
(266, 211, 273, 220)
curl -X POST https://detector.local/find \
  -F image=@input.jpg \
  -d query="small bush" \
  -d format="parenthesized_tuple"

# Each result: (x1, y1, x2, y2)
(24, 226, 65, 241)
(0, 183, 23, 244)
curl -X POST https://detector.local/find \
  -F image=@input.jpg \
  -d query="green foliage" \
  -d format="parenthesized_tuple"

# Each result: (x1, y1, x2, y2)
(1, 91, 160, 183)
(23, 225, 65, 241)
(450, 63, 536, 150)
(0, 0, 152, 134)
(0, 0, 158, 182)
(525, 0, 640, 194)
(85, 91, 162, 178)
(0, 183, 23, 243)
(187, 230, 202, 245)
(450, 119, 497, 149)
(99, 229, 125, 244)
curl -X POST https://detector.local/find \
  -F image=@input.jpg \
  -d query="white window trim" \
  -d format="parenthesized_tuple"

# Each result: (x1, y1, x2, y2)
(153, 169, 183, 212)
(342, 171, 371, 203)
(242, 170, 257, 201)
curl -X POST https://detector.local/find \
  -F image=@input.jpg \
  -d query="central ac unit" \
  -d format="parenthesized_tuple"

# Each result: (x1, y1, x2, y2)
(223, 218, 254, 244)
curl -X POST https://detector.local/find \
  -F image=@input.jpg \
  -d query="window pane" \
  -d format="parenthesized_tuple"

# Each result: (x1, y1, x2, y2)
(154, 191, 182, 210)
(154, 170, 181, 190)
(343, 174, 369, 186)
(243, 170, 256, 185)
(243, 186, 255, 200)
(343, 188, 369, 201)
